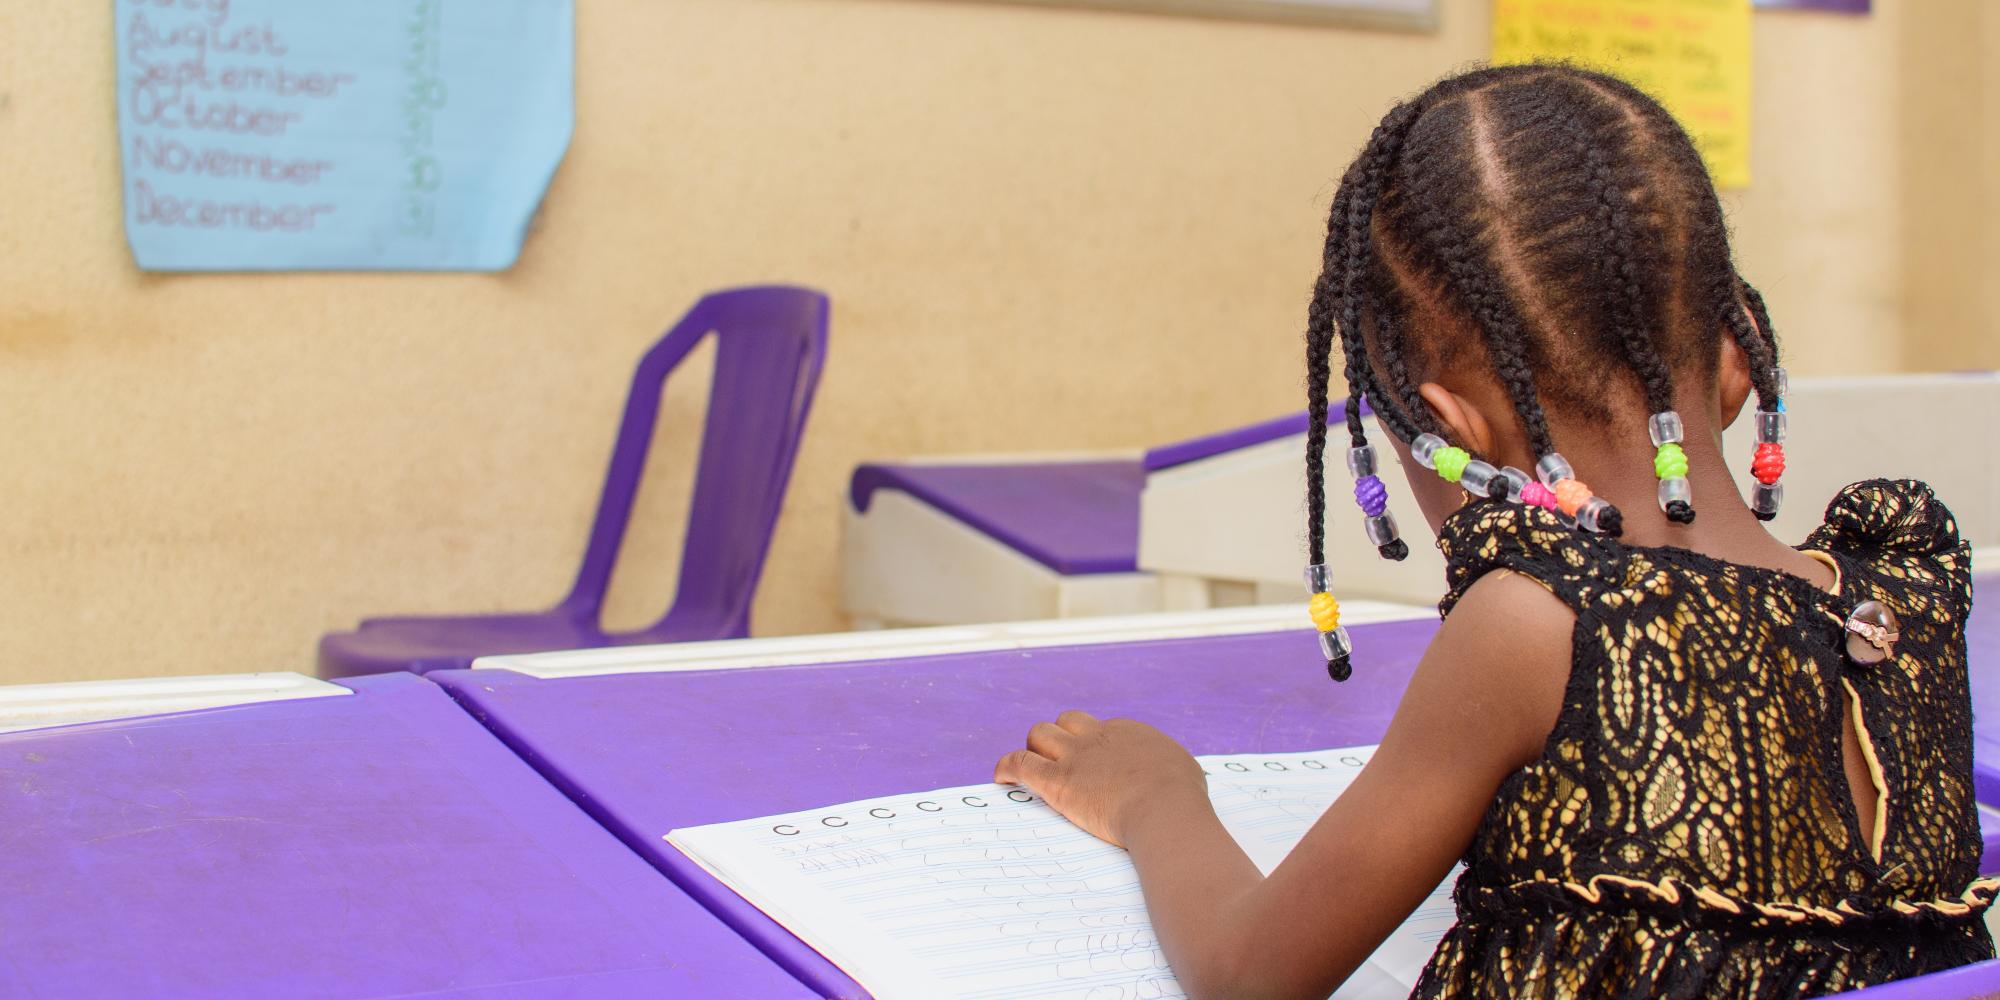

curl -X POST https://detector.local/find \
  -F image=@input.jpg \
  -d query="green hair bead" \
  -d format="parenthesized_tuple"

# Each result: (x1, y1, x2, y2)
(1654, 442, 1688, 479)
(1434, 446, 1471, 483)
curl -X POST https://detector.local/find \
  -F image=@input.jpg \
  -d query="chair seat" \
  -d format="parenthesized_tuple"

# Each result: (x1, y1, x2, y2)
(318, 608, 752, 677)
(318, 612, 614, 677)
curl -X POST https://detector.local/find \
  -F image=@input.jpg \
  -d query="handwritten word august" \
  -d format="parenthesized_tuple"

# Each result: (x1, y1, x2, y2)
(125, 11, 285, 61)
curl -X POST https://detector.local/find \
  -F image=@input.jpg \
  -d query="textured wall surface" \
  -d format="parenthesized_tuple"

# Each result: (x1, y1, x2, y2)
(0, 0, 1987, 684)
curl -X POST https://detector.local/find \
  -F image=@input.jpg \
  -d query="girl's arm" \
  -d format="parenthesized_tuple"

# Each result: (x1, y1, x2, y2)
(995, 570, 1572, 1000)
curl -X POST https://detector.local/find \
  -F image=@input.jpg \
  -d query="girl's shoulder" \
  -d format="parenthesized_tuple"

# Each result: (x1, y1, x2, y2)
(1436, 498, 1618, 616)
(1804, 478, 1974, 619)
(1436, 478, 1971, 619)
(1805, 477, 1971, 566)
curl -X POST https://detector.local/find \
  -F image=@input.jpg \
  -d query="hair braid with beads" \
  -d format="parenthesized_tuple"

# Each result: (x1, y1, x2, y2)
(1304, 64, 1787, 673)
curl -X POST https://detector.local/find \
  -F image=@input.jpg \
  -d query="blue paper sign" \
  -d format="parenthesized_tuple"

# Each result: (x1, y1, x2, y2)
(114, 0, 574, 272)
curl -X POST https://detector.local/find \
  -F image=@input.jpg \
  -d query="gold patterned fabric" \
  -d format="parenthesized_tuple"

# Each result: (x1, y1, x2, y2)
(1413, 480, 1994, 999)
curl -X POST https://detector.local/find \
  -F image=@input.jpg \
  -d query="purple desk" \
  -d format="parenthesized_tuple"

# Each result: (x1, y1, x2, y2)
(436, 620, 1433, 997)
(0, 672, 807, 1000)
(844, 409, 1355, 577)
(850, 460, 1143, 574)
(1966, 572, 2000, 806)
(1840, 958, 2000, 998)
(1141, 403, 1361, 473)
(440, 602, 2000, 998)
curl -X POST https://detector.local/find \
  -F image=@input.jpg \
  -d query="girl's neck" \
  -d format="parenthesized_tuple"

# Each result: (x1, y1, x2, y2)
(1555, 430, 1834, 589)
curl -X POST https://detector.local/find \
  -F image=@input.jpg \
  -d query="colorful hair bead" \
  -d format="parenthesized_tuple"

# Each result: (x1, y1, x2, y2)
(1748, 369, 1788, 521)
(1648, 410, 1694, 524)
(1412, 433, 1505, 501)
(1520, 481, 1559, 511)
(1653, 443, 1689, 479)
(1532, 451, 1620, 534)
(1433, 447, 1471, 483)
(1355, 476, 1389, 517)
(1498, 466, 1531, 503)
(1553, 479, 1593, 517)
(1308, 591, 1341, 632)
(1347, 445, 1407, 561)
(1303, 563, 1353, 682)
(1751, 442, 1785, 484)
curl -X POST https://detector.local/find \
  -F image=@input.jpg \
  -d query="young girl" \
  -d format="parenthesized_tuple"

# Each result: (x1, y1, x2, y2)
(995, 64, 1992, 998)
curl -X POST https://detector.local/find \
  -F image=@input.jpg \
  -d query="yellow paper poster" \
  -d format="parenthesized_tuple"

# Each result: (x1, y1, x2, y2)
(1493, 0, 1753, 188)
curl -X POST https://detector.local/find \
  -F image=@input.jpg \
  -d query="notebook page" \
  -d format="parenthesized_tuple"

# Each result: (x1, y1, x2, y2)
(667, 745, 1457, 1000)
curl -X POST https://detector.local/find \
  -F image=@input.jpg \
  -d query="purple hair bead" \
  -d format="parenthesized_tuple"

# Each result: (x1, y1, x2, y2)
(1355, 475, 1389, 517)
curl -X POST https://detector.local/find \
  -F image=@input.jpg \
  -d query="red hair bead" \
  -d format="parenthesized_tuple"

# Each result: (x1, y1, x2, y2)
(1752, 442, 1785, 485)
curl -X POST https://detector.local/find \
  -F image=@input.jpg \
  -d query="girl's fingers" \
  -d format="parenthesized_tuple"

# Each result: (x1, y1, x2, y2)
(1054, 710, 1099, 734)
(1026, 721, 1072, 758)
(994, 749, 1054, 789)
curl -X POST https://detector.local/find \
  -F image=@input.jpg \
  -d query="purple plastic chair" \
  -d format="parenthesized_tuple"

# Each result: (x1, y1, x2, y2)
(316, 285, 830, 677)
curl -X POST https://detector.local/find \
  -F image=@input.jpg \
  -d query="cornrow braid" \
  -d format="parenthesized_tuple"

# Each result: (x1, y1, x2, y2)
(1396, 94, 1558, 495)
(1337, 101, 1430, 443)
(1568, 96, 1693, 526)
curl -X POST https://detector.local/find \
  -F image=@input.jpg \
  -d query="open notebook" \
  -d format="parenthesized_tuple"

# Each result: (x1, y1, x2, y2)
(667, 745, 1459, 1000)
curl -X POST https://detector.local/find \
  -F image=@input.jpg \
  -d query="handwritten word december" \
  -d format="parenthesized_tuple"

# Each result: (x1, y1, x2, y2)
(132, 179, 333, 232)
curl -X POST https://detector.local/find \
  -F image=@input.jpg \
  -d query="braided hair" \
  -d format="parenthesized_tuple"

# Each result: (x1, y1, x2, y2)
(1304, 64, 1782, 573)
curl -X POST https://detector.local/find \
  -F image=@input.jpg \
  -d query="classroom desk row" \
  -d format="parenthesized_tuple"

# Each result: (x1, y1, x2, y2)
(3, 582, 1998, 998)
(845, 374, 2000, 627)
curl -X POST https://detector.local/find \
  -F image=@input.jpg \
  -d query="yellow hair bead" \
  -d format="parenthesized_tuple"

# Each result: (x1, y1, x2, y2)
(1308, 591, 1341, 632)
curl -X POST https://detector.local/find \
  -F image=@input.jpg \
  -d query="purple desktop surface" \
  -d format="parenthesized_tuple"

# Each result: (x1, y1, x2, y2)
(1837, 958, 2000, 998)
(0, 672, 807, 1000)
(1967, 572, 2000, 807)
(434, 617, 1435, 998)
(1141, 403, 1366, 473)
(849, 460, 1143, 574)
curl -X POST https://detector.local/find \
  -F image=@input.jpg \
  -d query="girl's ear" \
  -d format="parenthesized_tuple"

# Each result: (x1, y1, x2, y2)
(1716, 331, 1754, 430)
(1417, 382, 1496, 455)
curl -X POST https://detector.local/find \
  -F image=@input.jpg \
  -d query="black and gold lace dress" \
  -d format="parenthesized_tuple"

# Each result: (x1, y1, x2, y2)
(1412, 480, 1995, 999)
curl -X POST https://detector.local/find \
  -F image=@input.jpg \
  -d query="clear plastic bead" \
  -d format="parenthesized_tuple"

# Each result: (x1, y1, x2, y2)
(1410, 433, 1446, 470)
(1302, 563, 1333, 594)
(1499, 467, 1531, 503)
(1363, 512, 1399, 548)
(1535, 453, 1575, 486)
(1647, 411, 1684, 447)
(1657, 476, 1692, 511)
(1756, 410, 1787, 444)
(1771, 367, 1789, 398)
(1458, 459, 1499, 497)
(1575, 496, 1614, 533)
(1345, 445, 1377, 479)
(1752, 481, 1785, 517)
(1317, 626, 1353, 662)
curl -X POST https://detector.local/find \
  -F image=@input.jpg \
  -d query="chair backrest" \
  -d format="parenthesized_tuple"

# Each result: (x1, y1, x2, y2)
(559, 286, 830, 640)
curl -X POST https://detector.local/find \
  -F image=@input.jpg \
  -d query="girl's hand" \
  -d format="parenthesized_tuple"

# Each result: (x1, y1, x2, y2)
(993, 710, 1207, 848)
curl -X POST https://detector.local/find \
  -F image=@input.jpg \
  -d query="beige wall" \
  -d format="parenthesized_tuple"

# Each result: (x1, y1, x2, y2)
(0, 0, 1990, 685)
